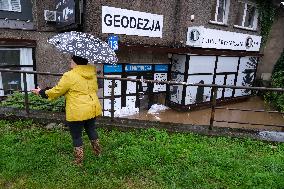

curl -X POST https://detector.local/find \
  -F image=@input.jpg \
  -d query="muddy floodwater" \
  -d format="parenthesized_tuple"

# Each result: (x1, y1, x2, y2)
(127, 97, 284, 131)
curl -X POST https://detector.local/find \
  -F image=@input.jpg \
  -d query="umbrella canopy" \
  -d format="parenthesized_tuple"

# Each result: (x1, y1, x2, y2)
(48, 31, 118, 64)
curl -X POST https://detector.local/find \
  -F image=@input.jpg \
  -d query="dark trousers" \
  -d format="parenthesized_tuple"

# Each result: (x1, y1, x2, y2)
(67, 118, 99, 147)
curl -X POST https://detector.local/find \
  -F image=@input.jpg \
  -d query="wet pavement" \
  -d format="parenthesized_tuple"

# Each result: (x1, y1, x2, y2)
(127, 97, 284, 131)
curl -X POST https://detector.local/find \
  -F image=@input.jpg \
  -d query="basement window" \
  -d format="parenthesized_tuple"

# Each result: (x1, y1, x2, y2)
(0, 0, 21, 12)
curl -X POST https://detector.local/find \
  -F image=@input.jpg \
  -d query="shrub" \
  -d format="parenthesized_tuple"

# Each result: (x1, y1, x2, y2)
(0, 92, 65, 112)
(264, 51, 284, 112)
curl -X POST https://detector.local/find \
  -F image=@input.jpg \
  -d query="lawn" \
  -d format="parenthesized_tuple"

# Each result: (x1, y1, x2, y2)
(0, 120, 283, 189)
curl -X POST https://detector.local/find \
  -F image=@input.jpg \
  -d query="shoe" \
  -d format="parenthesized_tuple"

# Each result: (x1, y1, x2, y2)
(91, 139, 101, 156)
(74, 146, 84, 166)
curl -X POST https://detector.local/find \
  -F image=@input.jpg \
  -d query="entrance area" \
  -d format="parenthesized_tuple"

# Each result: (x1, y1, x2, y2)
(103, 64, 169, 116)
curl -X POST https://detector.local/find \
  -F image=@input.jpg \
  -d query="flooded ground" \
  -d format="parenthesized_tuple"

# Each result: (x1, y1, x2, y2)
(127, 96, 284, 131)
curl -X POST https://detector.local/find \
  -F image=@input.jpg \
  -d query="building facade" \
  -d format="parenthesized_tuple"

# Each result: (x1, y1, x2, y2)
(0, 0, 266, 116)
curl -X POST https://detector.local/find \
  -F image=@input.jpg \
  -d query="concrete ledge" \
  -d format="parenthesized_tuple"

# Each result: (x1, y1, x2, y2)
(0, 107, 277, 142)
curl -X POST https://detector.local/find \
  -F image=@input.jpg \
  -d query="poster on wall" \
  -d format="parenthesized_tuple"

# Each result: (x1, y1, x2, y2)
(56, 0, 75, 27)
(171, 54, 186, 73)
(104, 98, 121, 117)
(170, 72, 184, 104)
(126, 76, 137, 94)
(186, 27, 262, 52)
(102, 6, 163, 38)
(153, 73, 167, 92)
(103, 75, 122, 96)
(170, 85, 183, 104)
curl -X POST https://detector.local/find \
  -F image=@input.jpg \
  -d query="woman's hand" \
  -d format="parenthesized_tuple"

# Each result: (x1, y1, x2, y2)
(31, 87, 41, 95)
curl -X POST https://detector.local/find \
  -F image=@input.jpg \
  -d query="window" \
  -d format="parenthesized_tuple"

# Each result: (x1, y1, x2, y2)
(0, 0, 21, 12)
(210, 0, 230, 24)
(234, 1, 258, 30)
(0, 48, 34, 96)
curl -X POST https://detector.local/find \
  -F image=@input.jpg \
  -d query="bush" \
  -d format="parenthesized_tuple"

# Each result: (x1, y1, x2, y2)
(0, 92, 65, 112)
(264, 51, 284, 112)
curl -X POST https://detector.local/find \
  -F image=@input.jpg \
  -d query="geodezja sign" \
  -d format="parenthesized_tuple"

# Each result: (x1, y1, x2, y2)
(102, 6, 163, 38)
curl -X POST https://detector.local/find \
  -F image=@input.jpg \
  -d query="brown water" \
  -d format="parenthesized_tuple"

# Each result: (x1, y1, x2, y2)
(127, 97, 284, 131)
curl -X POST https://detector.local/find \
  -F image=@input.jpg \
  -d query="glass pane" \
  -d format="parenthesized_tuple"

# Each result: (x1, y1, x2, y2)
(2, 70, 22, 95)
(235, 2, 245, 26)
(210, 0, 217, 21)
(0, 0, 10, 11)
(244, 5, 256, 28)
(0, 50, 20, 67)
(0, 50, 21, 94)
(217, 0, 225, 22)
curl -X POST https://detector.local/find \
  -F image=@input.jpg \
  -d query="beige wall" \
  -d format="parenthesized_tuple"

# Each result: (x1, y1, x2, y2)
(84, 0, 261, 47)
(175, 0, 260, 43)
(257, 9, 284, 80)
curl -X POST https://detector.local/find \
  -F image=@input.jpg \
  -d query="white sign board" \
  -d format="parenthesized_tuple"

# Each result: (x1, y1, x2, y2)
(102, 6, 163, 38)
(186, 26, 262, 51)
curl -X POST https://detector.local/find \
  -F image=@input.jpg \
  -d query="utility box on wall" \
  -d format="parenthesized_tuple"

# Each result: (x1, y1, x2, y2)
(44, 0, 83, 30)
(0, 0, 34, 30)
(0, 0, 33, 21)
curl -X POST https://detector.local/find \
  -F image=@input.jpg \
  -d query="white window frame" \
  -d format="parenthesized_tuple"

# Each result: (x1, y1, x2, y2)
(210, 0, 230, 25)
(0, 0, 21, 12)
(234, 1, 259, 31)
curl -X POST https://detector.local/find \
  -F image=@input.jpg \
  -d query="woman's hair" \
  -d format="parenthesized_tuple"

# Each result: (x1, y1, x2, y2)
(72, 55, 88, 65)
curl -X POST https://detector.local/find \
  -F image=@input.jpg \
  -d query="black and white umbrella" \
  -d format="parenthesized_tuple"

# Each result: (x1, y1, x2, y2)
(48, 31, 118, 64)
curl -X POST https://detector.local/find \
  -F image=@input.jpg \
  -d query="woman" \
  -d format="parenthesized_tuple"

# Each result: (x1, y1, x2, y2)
(32, 55, 102, 166)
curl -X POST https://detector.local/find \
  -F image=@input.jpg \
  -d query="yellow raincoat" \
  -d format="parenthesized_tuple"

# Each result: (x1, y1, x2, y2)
(45, 65, 102, 121)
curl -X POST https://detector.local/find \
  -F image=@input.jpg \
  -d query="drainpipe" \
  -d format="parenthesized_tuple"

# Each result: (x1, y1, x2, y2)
(80, 0, 86, 32)
(172, 0, 181, 47)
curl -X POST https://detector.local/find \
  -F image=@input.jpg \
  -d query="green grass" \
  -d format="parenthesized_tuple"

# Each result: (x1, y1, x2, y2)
(0, 120, 283, 189)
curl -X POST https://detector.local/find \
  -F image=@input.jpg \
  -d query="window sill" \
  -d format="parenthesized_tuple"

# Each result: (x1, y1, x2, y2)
(233, 25, 257, 31)
(209, 20, 228, 26)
